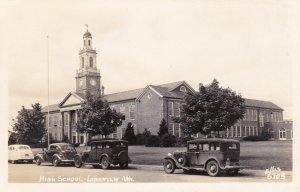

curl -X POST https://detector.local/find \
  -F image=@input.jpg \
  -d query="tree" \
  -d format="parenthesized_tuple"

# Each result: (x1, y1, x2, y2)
(12, 103, 45, 144)
(174, 79, 245, 137)
(8, 131, 17, 145)
(157, 118, 168, 137)
(122, 122, 136, 145)
(76, 92, 123, 138)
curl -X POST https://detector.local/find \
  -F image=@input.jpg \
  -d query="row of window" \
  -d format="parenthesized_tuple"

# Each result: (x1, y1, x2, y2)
(169, 123, 182, 137)
(169, 102, 181, 117)
(81, 56, 94, 68)
(111, 103, 135, 121)
(226, 126, 258, 138)
(268, 128, 292, 140)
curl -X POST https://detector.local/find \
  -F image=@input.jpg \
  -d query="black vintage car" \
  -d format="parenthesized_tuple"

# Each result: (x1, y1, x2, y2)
(163, 138, 247, 176)
(74, 139, 131, 169)
(35, 143, 77, 166)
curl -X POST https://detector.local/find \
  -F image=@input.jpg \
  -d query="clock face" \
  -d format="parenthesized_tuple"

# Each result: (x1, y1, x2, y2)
(90, 79, 97, 86)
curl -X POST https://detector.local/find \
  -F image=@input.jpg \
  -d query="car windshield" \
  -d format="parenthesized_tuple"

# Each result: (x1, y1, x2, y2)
(226, 142, 239, 150)
(18, 146, 30, 150)
(60, 145, 76, 151)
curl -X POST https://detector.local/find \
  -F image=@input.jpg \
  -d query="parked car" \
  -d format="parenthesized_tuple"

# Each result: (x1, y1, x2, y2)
(34, 143, 77, 166)
(163, 138, 247, 176)
(8, 144, 34, 164)
(74, 139, 131, 169)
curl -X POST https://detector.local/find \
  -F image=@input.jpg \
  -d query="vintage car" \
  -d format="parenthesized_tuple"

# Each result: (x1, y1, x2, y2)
(74, 139, 131, 169)
(163, 138, 247, 176)
(34, 143, 77, 166)
(8, 145, 34, 164)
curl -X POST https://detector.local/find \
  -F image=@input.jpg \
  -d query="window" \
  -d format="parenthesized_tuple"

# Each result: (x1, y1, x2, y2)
(254, 110, 257, 121)
(252, 126, 255, 136)
(279, 128, 286, 140)
(84, 40, 86, 46)
(120, 105, 125, 120)
(226, 128, 229, 137)
(64, 113, 69, 127)
(89, 57, 93, 67)
(259, 113, 264, 127)
(202, 143, 209, 151)
(82, 57, 84, 67)
(129, 104, 135, 120)
(180, 86, 187, 92)
(244, 126, 247, 137)
(88, 40, 90, 46)
(248, 126, 251, 136)
(246, 109, 250, 121)
(174, 102, 180, 116)
(228, 143, 238, 150)
(178, 124, 181, 137)
(169, 102, 174, 116)
(54, 115, 58, 127)
(210, 142, 220, 151)
(233, 126, 237, 137)
(169, 123, 175, 135)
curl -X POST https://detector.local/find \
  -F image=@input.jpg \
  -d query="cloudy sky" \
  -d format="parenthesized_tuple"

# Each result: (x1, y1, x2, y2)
(1, 0, 296, 128)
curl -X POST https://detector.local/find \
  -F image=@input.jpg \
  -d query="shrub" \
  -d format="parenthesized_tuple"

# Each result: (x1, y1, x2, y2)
(174, 136, 193, 147)
(145, 135, 160, 147)
(157, 119, 168, 137)
(243, 136, 269, 141)
(136, 129, 152, 145)
(122, 122, 137, 145)
(159, 133, 177, 147)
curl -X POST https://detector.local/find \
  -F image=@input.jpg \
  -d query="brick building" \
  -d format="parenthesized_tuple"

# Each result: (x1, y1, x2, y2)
(42, 30, 293, 144)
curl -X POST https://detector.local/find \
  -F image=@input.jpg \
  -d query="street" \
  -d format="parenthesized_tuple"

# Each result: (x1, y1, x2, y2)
(8, 163, 292, 183)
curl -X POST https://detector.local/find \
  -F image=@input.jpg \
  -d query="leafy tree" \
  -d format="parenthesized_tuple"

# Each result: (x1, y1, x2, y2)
(8, 131, 17, 145)
(122, 122, 136, 145)
(174, 79, 245, 137)
(157, 118, 168, 137)
(76, 92, 123, 138)
(12, 103, 45, 144)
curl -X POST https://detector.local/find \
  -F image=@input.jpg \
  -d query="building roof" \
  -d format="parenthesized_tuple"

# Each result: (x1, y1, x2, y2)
(41, 104, 60, 113)
(103, 88, 144, 103)
(244, 98, 283, 110)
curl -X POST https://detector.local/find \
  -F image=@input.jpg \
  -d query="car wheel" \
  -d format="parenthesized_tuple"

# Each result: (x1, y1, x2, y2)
(101, 157, 110, 169)
(163, 159, 175, 174)
(74, 156, 82, 168)
(206, 160, 220, 177)
(52, 157, 60, 167)
(119, 162, 128, 169)
(35, 157, 41, 165)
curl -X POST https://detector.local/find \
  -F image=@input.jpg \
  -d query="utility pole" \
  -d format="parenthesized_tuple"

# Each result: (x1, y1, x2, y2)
(47, 35, 50, 146)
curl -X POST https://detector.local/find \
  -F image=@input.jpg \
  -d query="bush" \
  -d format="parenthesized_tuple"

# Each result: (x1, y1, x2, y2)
(122, 122, 136, 145)
(243, 136, 269, 141)
(136, 129, 152, 145)
(174, 136, 193, 147)
(159, 133, 177, 147)
(145, 135, 160, 147)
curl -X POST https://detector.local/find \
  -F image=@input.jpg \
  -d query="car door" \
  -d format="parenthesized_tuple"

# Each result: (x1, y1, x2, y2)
(86, 143, 98, 163)
(45, 145, 57, 161)
(198, 142, 210, 166)
(186, 143, 199, 166)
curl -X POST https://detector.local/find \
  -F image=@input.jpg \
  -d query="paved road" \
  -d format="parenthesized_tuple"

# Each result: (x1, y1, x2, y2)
(8, 163, 292, 183)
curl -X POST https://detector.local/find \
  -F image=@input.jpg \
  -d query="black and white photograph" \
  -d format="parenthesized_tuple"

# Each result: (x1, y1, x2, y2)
(0, 0, 299, 191)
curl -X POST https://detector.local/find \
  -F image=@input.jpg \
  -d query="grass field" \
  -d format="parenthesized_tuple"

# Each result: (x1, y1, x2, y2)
(127, 140, 293, 171)
(31, 140, 292, 171)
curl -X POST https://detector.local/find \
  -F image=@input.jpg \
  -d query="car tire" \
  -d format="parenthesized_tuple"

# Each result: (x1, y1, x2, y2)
(119, 162, 128, 169)
(35, 157, 42, 165)
(101, 157, 110, 169)
(206, 160, 220, 177)
(74, 156, 82, 168)
(163, 159, 175, 174)
(52, 157, 60, 167)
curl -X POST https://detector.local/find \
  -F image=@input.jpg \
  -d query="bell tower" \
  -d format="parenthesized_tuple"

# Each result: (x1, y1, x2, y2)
(75, 29, 101, 96)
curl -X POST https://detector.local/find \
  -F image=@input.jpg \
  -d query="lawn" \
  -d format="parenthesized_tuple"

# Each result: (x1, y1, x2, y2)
(31, 140, 292, 171)
(127, 140, 293, 171)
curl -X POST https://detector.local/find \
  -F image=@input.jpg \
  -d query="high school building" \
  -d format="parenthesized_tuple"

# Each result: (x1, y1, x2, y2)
(42, 30, 293, 144)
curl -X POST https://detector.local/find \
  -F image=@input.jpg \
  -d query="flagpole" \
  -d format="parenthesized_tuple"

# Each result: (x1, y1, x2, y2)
(47, 35, 50, 147)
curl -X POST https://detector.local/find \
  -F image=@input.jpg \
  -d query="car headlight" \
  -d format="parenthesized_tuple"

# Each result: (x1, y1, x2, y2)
(167, 153, 172, 156)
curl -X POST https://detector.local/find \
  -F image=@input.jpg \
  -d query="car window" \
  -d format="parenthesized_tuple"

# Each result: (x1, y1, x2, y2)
(227, 143, 238, 150)
(202, 143, 209, 151)
(18, 146, 30, 150)
(210, 142, 220, 151)
(115, 142, 127, 148)
(60, 145, 76, 151)
(91, 143, 97, 150)
(49, 145, 56, 150)
(188, 143, 197, 150)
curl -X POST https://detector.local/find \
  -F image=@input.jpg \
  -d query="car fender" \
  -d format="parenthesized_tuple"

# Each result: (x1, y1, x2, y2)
(100, 154, 110, 162)
(35, 153, 46, 162)
(163, 155, 182, 169)
(52, 153, 63, 162)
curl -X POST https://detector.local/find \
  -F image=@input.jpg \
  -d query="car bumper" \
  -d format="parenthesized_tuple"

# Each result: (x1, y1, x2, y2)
(60, 159, 74, 163)
(222, 165, 248, 170)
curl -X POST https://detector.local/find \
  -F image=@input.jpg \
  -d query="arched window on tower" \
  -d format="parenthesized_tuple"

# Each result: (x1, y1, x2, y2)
(88, 40, 90, 46)
(82, 57, 84, 68)
(180, 86, 187, 92)
(89, 57, 93, 67)
(84, 40, 86, 47)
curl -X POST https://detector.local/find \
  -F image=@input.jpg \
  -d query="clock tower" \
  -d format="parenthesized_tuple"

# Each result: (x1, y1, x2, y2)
(75, 29, 101, 96)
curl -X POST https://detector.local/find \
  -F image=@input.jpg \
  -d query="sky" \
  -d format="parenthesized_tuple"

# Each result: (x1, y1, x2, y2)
(1, 0, 296, 129)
